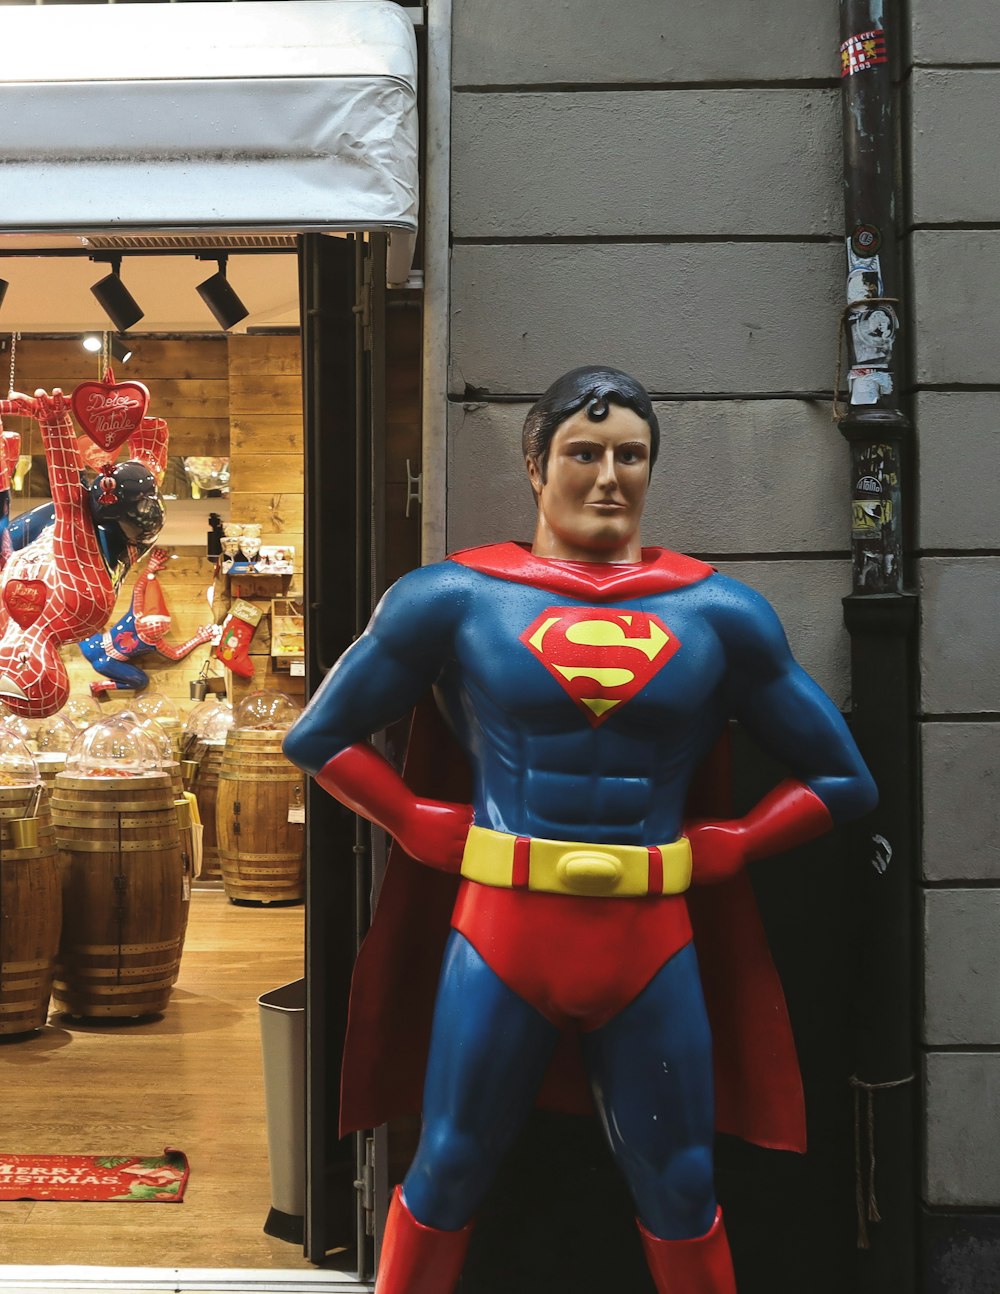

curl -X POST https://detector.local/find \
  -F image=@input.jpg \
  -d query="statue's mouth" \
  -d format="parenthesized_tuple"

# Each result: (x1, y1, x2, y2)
(0, 676, 27, 700)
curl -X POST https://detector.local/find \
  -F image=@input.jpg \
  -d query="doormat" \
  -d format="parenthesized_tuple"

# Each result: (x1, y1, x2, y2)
(0, 1149, 188, 1202)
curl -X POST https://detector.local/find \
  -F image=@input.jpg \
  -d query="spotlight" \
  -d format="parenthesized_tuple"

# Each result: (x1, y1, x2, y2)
(82, 335, 102, 353)
(90, 256, 144, 333)
(196, 256, 249, 332)
(110, 335, 133, 365)
(0, 279, 8, 312)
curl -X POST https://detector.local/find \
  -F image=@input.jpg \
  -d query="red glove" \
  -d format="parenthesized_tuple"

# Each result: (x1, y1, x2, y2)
(316, 742, 472, 872)
(686, 779, 833, 885)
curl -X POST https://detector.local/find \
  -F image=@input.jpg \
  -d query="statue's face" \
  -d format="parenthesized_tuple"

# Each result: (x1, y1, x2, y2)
(527, 404, 651, 561)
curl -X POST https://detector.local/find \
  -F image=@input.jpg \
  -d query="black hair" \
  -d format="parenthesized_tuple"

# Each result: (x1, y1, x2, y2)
(521, 365, 659, 481)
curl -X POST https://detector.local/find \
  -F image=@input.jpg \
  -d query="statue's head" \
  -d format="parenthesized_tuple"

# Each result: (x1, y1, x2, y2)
(522, 366, 658, 562)
(89, 461, 164, 549)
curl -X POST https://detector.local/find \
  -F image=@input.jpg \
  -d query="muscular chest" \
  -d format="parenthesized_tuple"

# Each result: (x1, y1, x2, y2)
(453, 583, 725, 734)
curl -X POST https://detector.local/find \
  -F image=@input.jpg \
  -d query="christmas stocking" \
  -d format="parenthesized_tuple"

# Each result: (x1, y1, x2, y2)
(215, 599, 263, 679)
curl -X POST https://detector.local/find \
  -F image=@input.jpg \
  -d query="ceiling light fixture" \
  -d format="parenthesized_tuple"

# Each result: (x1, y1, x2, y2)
(82, 334, 102, 353)
(109, 335, 133, 365)
(196, 255, 249, 332)
(90, 256, 144, 333)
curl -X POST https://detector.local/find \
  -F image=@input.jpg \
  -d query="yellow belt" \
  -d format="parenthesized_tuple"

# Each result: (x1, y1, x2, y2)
(460, 825, 692, 899)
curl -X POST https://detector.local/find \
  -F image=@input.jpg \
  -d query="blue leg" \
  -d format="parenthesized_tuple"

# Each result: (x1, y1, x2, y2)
(79, 646, 150, 691)
(582, 942, 717, 1240)
(403, 930, 559, 1230)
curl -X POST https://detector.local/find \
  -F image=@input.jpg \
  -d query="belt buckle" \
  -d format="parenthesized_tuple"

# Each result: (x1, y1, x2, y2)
(555, 848, 624, 895)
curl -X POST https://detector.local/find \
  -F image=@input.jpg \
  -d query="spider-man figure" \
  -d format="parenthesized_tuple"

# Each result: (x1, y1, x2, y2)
(0, 423, 22, 567)
(0, 390, 166, 717)
(284, 368, 878, 1294)
(78, 545, 214, 695)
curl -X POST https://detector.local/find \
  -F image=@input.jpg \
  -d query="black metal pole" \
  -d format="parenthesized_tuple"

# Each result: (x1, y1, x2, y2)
(837, 3, 918, 1291)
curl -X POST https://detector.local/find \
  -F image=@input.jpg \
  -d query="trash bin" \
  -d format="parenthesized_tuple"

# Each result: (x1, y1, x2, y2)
(258, 978, 305, 1243)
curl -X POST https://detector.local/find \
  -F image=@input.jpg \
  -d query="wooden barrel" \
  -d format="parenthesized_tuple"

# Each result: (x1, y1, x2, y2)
(173, 798, 195, 973)
(0, 786, 60, 1035)
(162, 761, 184, 799)
(190, 741, 224, 881)
(216, 730, 305, 904)
(49, 773, 185, 1018)
(34, 754, 67, 814)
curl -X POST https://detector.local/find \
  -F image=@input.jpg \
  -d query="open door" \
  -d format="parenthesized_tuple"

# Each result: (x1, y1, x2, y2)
(299, 231, 387, 1272)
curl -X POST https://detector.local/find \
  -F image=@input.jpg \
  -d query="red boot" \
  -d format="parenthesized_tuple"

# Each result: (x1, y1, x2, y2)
(638, 1208, 737, 1294)
(376, 1186, 473, 1294)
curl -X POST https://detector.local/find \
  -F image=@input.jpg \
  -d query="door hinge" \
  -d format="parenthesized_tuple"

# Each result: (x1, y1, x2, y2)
(353, 260, 373, 353)
(354, 1135, 375, 1236)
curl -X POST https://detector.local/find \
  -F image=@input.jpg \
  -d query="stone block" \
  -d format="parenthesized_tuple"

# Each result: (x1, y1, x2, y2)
(920, 559, 1000, 714)
(450, 243, 842, 397)
(925, 1053, 1000, 1205)
(911, 232, 1000, 387)
(453, 0, 838, 84)
(917, 393, 1000, 550)
(911, 71, 1000, 224)
(452, 90, 840, 238)
(923, 890, 1000, 1045)
(912, 1, 1000, 65)
(923, 724, 1000, 881)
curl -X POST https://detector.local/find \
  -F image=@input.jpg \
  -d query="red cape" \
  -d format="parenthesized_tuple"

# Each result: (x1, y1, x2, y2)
(339, 545, 807, 1153)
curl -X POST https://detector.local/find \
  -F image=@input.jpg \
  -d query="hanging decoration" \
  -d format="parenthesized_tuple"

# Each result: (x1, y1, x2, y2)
(71, 367, 149, 455)
(0, 386, 168, 718)
(79, 546, 217, 695)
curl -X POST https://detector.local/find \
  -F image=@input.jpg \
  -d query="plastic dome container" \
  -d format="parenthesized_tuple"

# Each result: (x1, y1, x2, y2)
(66, 716, 163, 778)
(1, 711, 35, 746)
(136, 717, 174, 763)
(185, 696, 231, 738)
(0, 733, 40, 787)
(234, 691, 302, 732)
(62, 695, 102, 731)
(200, 703, 236, 744)
(134, 692, 181, 726)
(34, 713, 78, 754)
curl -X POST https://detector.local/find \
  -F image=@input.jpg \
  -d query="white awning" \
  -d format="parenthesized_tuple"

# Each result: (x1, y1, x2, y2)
(0, 0, 418, 284)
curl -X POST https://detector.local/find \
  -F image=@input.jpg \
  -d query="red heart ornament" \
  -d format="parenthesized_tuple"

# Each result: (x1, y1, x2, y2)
(71, 377, 149, 453)
(3, 578, 48, 628)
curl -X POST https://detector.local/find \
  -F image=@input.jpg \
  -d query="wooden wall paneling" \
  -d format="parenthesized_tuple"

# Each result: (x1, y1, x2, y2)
(230, 415, 303, 455)
(226, 334, 305, 709)
(2, 336, 230, 479)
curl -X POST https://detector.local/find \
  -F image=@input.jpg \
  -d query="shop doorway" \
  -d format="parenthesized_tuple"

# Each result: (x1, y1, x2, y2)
(0, 231, 420, 1289)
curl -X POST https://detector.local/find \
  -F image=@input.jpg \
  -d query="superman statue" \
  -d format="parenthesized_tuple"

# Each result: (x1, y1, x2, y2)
(283, 366, 877, 1294)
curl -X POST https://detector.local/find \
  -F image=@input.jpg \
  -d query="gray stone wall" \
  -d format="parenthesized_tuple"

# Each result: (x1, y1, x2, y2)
(449, 0, 850, 699)
(911, 0, 1000, 1260)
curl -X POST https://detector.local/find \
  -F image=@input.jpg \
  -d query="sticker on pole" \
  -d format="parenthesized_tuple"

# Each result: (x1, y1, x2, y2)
(840, 29, 888, 77)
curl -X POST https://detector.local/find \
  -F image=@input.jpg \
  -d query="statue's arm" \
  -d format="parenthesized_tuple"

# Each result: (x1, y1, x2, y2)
(687, 576, 877, 883)
(283, 565, 472, 869)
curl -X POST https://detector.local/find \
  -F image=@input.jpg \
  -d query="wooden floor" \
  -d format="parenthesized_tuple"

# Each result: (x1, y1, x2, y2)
(0, 886, 315, 1271)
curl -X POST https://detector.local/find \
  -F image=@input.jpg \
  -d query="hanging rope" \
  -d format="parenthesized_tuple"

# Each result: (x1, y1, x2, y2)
(831, 297, 900, 422)
(849, 1071, 915, 1248)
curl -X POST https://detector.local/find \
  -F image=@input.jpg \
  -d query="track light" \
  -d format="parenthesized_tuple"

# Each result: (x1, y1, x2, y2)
(110, 335, 133, 364)
(90, 256, 144, 333)
(196, 256, 249, 331)
(0, 279, 8, 312)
